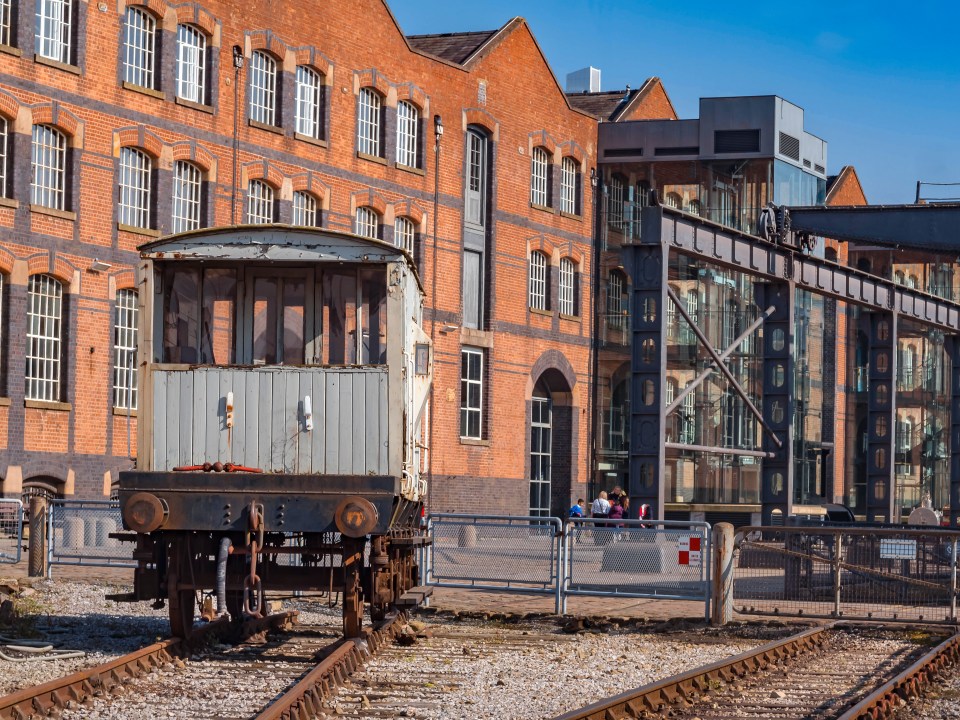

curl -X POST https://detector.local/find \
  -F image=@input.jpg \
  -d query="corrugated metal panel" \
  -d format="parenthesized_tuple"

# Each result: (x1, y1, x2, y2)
(152, 367, 390, 475)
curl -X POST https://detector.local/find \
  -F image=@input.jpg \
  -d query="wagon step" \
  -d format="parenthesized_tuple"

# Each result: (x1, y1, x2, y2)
(394, 586, 434, 608)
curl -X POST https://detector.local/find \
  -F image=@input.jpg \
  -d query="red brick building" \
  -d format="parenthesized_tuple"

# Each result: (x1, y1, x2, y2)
(0, 0, 601, 515)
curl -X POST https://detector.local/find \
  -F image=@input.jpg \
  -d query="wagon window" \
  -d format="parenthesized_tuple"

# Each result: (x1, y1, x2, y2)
(201, 269, 236, 364)
(163, 268, 200, 363)
(324, 270, 357, 364)
(360, 267, 388, 364)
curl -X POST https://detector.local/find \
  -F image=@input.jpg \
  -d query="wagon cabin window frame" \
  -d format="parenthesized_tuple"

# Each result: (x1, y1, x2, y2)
(156, 262, 393, 368)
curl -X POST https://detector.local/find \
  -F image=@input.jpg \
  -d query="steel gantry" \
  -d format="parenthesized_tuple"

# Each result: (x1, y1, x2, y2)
(626, 204, 960, 524)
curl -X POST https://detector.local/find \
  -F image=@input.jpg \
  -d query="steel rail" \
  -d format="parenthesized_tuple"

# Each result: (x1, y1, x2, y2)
(0, 612, 297, 720)
(550, 623, 832, 720)
(839, 629, 960, 719)
(254, 611, 407, 720)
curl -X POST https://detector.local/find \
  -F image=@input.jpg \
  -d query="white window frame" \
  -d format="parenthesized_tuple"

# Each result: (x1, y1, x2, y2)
(528, 250, 547, 311)
(292, 191, 318, 227)
(558, 257, 575, 316)
(172, 160, 202, 233)
(113, 289, 138, 409)
(680, 390, 696, 444)
(394, 216, 415, 254)
(295, 65, 323, 139)
(354, 206, 379, 239)
(249, 50, 278, 126)
(529, 393, 552, 517)
(118, 147, 152, 229)
(460, 348, 483, 440)
(25, 274, 63, 403)
(31, 124, 67, 211)
(0, 117, 8, 199)
(1, 0, 11, 46)
(357, 88, 381, 157)
(560, 157, 578, 215)
(396, 100, 419, 168)
(530, 146, 548, 206)
(608, 175, 624, 228)
(176, 24, 206, 104)
(35, 0, 71, 64)
(123, 7, 156, 89)
(246, 180, 275, 224)
(607, 270, 624, 327)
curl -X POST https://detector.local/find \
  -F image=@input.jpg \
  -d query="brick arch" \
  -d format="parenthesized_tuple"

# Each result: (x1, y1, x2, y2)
(527, 233, 558, 259)
(115, 126, 164, 159)
(395, 83, 427, 109)
(112, 268, 137, 291)
(529, 130, 557, 156)
(559, 140, 586, 165)
(122, 0, 168, 20)
(463, 108, 499, 138)
(171, 141, 216, 175)
(26, 254, 77, 285)
(242, 160, 284, 189)
(248, 30, 288, 61)
(560, 251, 584, 271)
(0, 89, 21, 122)
(392, 199, 425, 226)
(351, 189, 387, 216)
(528, 349, 577, 402)
(31, 102, 81, 138)
(171, 2, 217, 36)
(355, 69, 391, 97)
(291, 172, 329, 202)
(293, 47, 332, 77)
(0, 247, 18, 275)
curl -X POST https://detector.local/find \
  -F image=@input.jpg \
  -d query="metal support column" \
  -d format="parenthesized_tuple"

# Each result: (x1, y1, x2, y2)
(626, 240, 668, 521)
(865, 311, 897, 522)
(760, 281, 795, 525)
(950, 336, 960, 528)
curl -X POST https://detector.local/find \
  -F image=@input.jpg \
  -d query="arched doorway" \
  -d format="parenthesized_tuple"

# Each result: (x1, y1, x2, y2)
(528, 362, 575, 519)
(529, 384, 552, 517)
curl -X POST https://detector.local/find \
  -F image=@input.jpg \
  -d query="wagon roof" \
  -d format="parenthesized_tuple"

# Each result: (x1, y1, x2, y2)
(139, 224, 422, 289)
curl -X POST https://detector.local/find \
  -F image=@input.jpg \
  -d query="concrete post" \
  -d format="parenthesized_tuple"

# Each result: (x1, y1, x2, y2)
(711, 522, 734, 626)
(28, 496, 48, 577)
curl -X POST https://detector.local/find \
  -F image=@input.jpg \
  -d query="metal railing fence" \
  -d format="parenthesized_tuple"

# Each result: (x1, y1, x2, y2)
(734, 526, 960, 624)
(563, 518, 712, 619)
(423, 514, 564, 612)
(47, 499, 135, 574)
(0, 499, 23, 564)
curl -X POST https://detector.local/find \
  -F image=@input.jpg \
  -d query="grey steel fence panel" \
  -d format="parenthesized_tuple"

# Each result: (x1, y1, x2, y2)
(48, 500, 136, 573)
(734, 526, 960, 624)
(424, 514, 564, 612)
(563, 519, 712, 620)
(0, 499, 23, 564)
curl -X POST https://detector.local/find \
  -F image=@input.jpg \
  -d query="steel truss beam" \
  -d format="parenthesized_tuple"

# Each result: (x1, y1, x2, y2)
(651, 206, 960, 333)
(865, 312, 897, 522)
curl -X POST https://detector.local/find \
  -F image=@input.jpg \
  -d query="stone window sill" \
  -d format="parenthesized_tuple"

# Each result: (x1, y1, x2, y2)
(176, 97, 214, 114)
(396, 163, 425, 177)
(529, 307, 552, 317)
(460, 437, 490, 447)
(357, 151, 387, 166)
(294, 133, 328, 148)
(0, 44, 22, 58)
(530, 202, 555, 214)
(25, 399, 71, 412)
(118, 223, 161, 237)
(123, 82, 164, 100)
(249, 119, 283, 135)
(559, 313, 581, 322)
(0, 198, 18, 210)
(0, 397, 10, 407)
(560, 211, 582, 221)
(31, 205, 76, 221)
(35, 55, 81, 74)
(113, 407, 138, 417)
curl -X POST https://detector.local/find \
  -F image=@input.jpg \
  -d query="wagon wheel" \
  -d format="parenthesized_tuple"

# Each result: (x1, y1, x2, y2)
(167, 571, 196, 639)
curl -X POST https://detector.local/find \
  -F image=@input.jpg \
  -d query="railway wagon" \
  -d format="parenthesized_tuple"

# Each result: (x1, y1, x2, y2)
(115, 225, 432, 637)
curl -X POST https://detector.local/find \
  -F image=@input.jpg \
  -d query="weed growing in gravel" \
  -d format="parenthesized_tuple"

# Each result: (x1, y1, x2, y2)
(5, 595, 53, 637)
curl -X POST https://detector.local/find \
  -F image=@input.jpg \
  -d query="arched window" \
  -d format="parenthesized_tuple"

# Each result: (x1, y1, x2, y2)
(357, 88, 382, 157)
(292, 191, 318, 227)
(113, 289, 138, 409)
(295, 65, 323, 139)
(529, 386, 552, 517)
(118, 147, 152, 229)
(123, 6, 157, 89)
(31, 124, 67, 210)
(394, 216, 415, 254)
(0, 116, 9, 200)
(354, 206, 379, 239)
(560, 157, 578, 215)
(175, 24, 207, 104)
(26, 274, 64, 402)
(246, 180, 275, 224)
(530, 146, 549, 206)
(664, 191, 682, 209)
(607, 270, 626, 328)
(558, 257, 575, 316)
(172, 160, 203, 233)
(396, 100, 419, 168)
(528, 250, 548, 311)
(249, 50, 278, 126)
(686, 199, 702, 216)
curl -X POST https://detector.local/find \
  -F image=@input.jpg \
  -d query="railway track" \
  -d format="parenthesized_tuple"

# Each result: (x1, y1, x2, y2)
(553, 623, 960, 720)
(0, 611, 405, 720)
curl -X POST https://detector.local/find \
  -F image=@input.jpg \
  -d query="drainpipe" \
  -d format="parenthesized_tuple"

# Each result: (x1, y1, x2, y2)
(231, 45, 244, 224)
(427, 114, 443, 512)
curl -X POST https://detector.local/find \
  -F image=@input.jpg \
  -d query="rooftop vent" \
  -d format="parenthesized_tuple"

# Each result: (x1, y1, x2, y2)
(566, 66, 601, 93)
(779, 132, 800, 161)
(714, 129, 760, 154)
(814, 164, 825, 174)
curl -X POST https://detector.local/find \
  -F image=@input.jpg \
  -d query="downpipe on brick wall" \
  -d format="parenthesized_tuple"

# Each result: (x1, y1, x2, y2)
(231, 46, 244, 224)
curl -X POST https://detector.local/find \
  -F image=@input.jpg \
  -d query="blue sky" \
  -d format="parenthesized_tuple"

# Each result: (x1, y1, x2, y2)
(389, 0, 960, 204)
